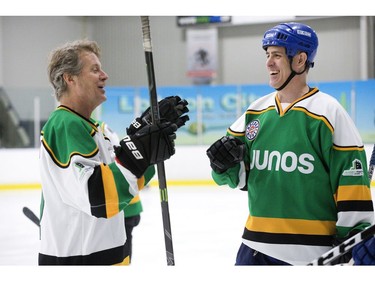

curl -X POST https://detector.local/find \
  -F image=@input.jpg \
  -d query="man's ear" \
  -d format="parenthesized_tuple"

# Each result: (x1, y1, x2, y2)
(63, 73, 75, 85)
(297, 52, 307, 66)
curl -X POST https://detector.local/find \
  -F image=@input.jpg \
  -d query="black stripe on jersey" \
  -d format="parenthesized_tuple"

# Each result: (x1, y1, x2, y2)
(246, 105, 275, 115)
(39, 241, 129, 265)
(88, 165, 107, 218)
(242, 229, 333, 246)
(332, 144, 365, 151)
(227, 127, 245, 136)
(292, 105, 334, 132)
(337, 200, 374, 212)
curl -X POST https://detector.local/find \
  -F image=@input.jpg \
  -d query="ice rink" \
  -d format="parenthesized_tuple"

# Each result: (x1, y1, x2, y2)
(0, 185, 249, 266)
(0, 185, 374, 280)
(0, 143, 374, 278)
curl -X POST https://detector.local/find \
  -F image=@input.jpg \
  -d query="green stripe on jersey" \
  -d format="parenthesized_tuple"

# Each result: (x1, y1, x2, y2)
(41, 106, 99, 166)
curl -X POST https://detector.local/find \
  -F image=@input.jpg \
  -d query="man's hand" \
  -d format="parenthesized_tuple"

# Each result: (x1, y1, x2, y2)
(116, 122, 178, 178)
(206, 136, 245, 174)
(127, 96, 189, 136)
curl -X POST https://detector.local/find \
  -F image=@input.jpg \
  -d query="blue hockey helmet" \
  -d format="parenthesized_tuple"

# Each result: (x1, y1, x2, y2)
(262, 22, 318, 68)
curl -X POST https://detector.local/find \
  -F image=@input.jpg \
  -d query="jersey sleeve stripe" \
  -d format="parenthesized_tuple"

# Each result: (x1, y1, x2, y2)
(100, 164, 120, 218)
(88, 165, 107, 218)
(336, 185, 372, 201)
(337, 200, 374, 212)
(333, 144, 365, 151)
(227, 127, 245, 136)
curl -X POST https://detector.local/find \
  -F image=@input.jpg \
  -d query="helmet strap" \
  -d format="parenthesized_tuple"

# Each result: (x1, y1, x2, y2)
(275, 61, 308, 91)
(275, 71, 296, 91)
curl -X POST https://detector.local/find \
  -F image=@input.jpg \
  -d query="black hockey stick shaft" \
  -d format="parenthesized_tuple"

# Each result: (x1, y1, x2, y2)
(22, 206, 40, 227)
(368, 144, 375, 181)
(308, 144, 375, 265)
(140, 16, 175, 266)
(308, 224, 375, 265)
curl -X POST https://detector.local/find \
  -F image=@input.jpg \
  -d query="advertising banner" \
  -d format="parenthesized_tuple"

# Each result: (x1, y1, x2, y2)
(99, 80, 375, 145)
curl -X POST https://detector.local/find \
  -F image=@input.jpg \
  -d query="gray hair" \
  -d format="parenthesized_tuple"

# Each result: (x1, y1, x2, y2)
(47, 39, 101, 101)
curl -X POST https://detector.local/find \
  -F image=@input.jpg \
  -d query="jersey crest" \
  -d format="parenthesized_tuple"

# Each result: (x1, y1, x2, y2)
(342, 159, 364, 176)
(246, 120, 260, 141)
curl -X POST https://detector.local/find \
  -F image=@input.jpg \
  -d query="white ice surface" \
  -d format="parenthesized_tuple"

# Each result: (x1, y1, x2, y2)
(0, 186, 249, 266)
(0, 186, 374, 280)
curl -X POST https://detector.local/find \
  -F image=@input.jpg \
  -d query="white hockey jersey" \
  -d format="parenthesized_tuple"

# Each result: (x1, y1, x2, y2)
(39, 106, 153, 265)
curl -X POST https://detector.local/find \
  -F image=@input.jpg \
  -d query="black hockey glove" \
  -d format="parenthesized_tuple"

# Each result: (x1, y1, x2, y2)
(206, 136, 245, 174)
(127, 96, 189, 136)
(115, 122, 178, 178)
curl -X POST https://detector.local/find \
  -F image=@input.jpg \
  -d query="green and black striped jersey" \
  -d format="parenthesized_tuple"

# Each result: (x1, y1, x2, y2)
(212, 88, 374, 265)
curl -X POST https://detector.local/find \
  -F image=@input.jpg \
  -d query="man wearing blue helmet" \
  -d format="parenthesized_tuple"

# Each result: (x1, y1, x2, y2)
(262, 22, 318, 91)
(207, 22, 374, 265)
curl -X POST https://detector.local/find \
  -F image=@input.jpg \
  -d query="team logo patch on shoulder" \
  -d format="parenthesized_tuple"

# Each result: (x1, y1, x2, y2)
(342, 159, 364, 177)
(246, 120, 260, 141)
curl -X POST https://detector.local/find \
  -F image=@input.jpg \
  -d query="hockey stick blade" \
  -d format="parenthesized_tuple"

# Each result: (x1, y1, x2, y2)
(140, 16, 175, 266)
(22, 206, 40, 227)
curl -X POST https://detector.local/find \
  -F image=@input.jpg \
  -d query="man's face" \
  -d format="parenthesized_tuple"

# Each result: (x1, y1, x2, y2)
(74, 51, 109, 109)
(265, 46, 291, 89)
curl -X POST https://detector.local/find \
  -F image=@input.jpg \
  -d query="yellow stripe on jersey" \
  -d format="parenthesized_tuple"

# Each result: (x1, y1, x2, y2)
(100, 164, 119, 218)
(336, 185, 372, 201)
(245, 106, 275, 116)
(333, 145, 365, 152)
(276, 87, 319, 117)
(127, 176, 145, 204)
(137, 176, 145, 190)
(129, 195, 141, 204)
(227, 128, 245, 137)
(292, 107, 334, 133)
(245, 215, 336, 235)
(41, 138, 99, 168)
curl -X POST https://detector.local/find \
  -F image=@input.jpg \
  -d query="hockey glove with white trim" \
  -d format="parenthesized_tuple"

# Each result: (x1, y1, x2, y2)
(115, 122, 177, 178)
(352, 236, 375, 265)
(206, 136, 245, 174)
(127, 96, 189, 136)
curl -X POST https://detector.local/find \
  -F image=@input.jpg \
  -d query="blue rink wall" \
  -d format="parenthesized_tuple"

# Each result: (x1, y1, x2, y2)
(0, 145, 374, 189)
(97, 79, 375, 145)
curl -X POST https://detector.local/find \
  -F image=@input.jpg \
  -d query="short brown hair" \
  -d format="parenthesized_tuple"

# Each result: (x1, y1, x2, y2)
(47, 39, 101, 101)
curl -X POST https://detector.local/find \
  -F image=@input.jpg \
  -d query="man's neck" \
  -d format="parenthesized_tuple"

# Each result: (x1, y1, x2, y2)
(276, 80, 309, 103)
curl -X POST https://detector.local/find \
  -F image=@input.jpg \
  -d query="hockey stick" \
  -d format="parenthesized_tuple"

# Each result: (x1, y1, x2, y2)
(308, 224, 375, 265)
(308, 144, 375, 265)
(140, 16, 175, 266)
(22, 206, 40, 227)
(368, 144, 375, 182)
